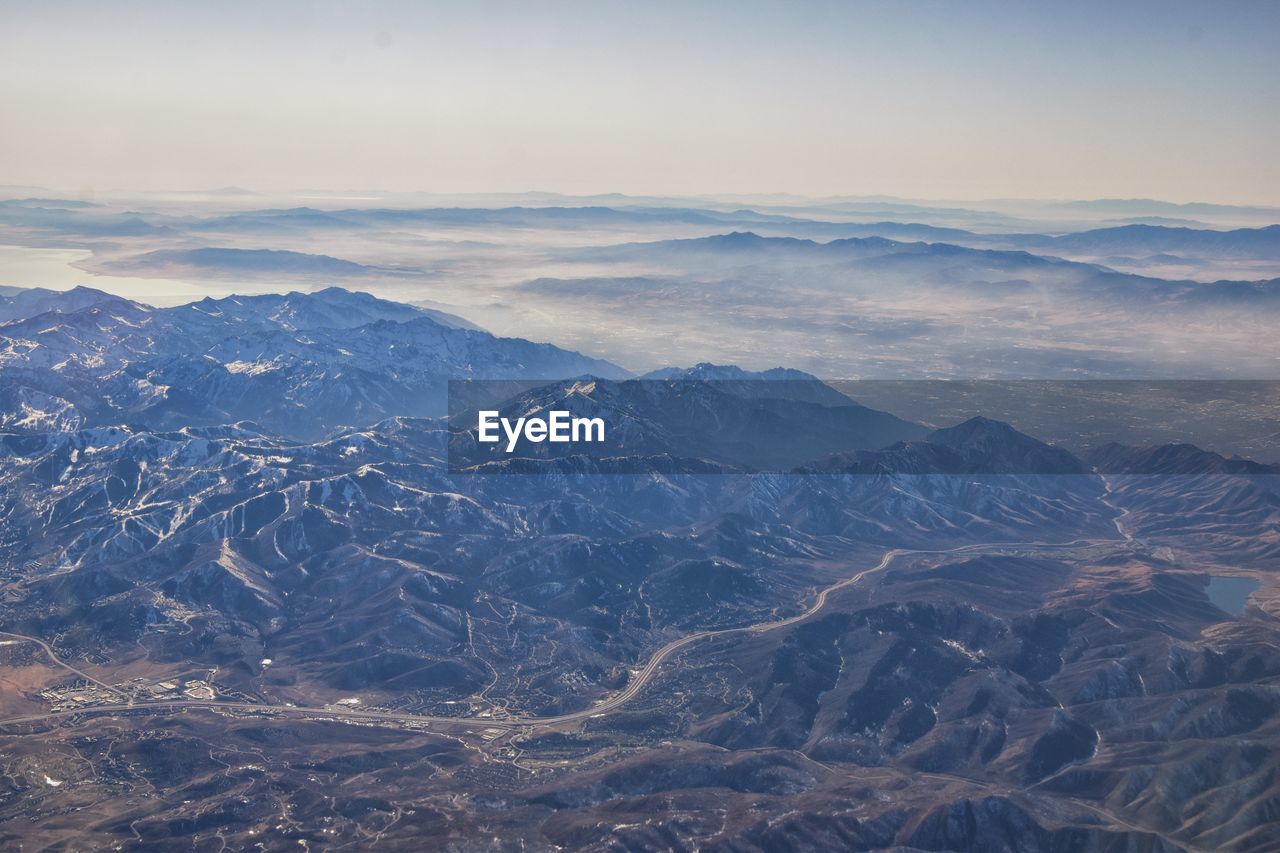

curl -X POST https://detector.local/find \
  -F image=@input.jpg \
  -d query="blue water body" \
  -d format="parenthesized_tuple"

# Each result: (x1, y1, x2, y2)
(1206, 576, 1260, 616)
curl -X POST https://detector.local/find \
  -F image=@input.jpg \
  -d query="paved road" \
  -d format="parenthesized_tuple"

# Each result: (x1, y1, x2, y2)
(0, 537, 1105, 733)
(0, 630, 127, 699)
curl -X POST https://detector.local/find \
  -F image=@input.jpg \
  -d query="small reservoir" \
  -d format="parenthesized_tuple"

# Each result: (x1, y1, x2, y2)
(1206, 576, 1260, 617)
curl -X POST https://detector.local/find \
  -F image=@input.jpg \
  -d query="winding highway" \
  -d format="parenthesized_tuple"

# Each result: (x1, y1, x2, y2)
(0, 537, 1108, 734)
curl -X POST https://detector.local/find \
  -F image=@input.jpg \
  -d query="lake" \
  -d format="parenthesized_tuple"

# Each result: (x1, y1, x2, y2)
(1206, 575, 1260, 617)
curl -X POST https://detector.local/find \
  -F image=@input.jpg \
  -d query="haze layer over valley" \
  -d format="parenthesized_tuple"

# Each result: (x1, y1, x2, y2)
(3, 190, 1279, 378)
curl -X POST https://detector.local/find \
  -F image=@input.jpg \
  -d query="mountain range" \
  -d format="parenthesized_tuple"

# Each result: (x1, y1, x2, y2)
(1, 283, 1277, 850)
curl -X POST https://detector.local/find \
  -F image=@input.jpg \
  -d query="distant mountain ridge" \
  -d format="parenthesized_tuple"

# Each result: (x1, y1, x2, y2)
(638, 363, 855, 407)
(1088, 442, 1280, 475)
(98, 247, 420, 278)
(174, 286, 480, 331)
(805, 415, 1088, 475)
(1029, 223, 1280, 260)
(0, 285, 134, 324)
(581, 223, 1280, 264)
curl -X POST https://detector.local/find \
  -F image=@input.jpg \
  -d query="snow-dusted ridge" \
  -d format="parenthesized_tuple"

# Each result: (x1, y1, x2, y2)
(0, 286, 629, 439)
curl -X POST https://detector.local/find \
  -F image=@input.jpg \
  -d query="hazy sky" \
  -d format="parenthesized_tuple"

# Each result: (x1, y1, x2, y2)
(3, 0, 1278, 203)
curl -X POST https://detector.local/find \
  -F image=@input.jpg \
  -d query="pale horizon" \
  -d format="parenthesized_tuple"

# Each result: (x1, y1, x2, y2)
(6, 185, 1280, 214)
(3, 0, 1278, 206)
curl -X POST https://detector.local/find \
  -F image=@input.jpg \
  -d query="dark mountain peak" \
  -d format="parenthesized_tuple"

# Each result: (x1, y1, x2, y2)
(66, 284, 113, 297)
(642, 231, 878, 254)
(825, 234, 901, 251)
(643, 362, 810, 381)
(925, 417, 1087, 474)
(1105, 223, 1184, 235)
(638, 363, 852, 407)
(363, 313, 454, 334)
(808, 416, 1087, 475)
(929, 415, 1021, 443)
(312, 285, 365, 299)
(1087, 442, 1280, 474)
(691, 232, 909, 254)
(708, 231, 782, 247)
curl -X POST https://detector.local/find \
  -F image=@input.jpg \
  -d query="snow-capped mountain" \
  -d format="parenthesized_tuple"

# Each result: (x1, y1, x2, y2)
(0, 287, 626, 437)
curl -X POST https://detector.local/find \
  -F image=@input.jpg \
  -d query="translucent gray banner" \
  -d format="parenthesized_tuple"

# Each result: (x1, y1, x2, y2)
(447, 379, 1280, 475)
